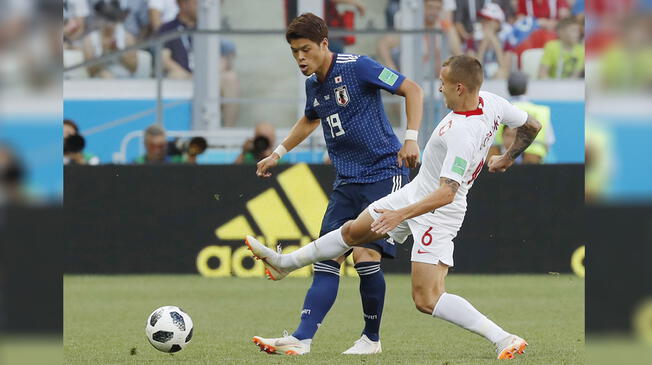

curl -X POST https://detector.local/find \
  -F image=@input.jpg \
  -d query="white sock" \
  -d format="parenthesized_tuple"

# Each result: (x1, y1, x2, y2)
(432, 292, 510, 345)
(278, 228, 351, 270)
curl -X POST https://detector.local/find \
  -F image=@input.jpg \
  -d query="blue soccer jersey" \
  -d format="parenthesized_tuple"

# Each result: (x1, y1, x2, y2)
(304, 53, 408, 186)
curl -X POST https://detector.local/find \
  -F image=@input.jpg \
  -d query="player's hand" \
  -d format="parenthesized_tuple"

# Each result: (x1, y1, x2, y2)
(488, 154, 515, 173)
(371, 208, 404, 235)
(256, 154, 280, 178)
(398, 140, 420, 168)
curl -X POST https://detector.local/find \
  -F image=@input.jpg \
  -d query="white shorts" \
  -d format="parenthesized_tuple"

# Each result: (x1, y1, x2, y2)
(368, 187, 458, 266)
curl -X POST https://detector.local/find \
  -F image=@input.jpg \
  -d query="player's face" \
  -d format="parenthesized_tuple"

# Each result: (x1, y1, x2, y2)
(438, 66, 459, 110)
(289, 38, 328, 76)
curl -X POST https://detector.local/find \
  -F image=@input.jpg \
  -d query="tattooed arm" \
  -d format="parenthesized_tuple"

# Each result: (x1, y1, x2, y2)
(371, 177, 460, 234)
(488, 114, 542, 173)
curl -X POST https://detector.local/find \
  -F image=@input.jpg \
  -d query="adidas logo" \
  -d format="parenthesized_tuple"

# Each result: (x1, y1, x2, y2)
(313, 98, 320, 107)
(196, 164, 358, 278)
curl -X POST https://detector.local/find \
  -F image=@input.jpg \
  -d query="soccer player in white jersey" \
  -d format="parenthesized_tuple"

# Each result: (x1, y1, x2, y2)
(245, 55, 541, 359)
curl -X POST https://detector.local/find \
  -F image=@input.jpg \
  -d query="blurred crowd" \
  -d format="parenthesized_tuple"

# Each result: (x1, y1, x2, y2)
(63, 0, 587, 166)
(64, 0, 241, 126)
(379, 0, 585, 80)
(64, 0, 585, 82)
(63, 0, 239, 79)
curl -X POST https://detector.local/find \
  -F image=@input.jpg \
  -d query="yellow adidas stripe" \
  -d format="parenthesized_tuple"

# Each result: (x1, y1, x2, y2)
(277, 164, 329, 239)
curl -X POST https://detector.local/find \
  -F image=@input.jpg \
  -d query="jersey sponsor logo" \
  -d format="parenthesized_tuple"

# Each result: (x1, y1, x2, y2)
(378, 67, 399, 86)
(334, 75, 342, 83)
(452, 157, 468, 175)
(334, 85, 350, 107)
(313, 98, 320, 107)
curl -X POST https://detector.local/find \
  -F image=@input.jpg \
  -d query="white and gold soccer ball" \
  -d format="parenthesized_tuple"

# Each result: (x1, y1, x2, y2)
(145, 306, 194, 353)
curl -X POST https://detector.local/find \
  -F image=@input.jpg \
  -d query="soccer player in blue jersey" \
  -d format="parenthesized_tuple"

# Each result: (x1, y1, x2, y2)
(250, 13, 423, 355)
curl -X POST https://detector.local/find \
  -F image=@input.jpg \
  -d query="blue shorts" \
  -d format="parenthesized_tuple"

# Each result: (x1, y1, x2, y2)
(319, 174, 410, 259)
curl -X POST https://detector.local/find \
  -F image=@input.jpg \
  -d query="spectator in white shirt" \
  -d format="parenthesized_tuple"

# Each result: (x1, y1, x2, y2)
(149, 0, 179, 33)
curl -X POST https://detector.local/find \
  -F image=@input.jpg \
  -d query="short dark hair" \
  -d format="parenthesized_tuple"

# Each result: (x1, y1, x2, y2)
(286, 13, 328, 45)
(441, 55, 484, 91)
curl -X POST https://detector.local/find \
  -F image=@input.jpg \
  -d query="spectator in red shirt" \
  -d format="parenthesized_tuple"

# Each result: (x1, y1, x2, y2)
(477, 3, 511, 79)
(516, 0, 571, 29)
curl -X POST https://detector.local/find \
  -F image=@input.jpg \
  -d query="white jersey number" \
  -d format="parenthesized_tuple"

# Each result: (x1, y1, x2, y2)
(326, 113, 346, 137)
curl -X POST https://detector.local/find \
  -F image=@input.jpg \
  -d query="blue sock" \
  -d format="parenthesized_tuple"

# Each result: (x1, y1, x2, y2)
(355, 261, 385, 342)
(292, 260, 341, 340)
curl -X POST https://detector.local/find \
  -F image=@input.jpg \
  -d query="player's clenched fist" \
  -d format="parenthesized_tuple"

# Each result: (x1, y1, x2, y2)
(256, 154, 280, 177)
(488, 154, 515, 173)
(398, 140, 420, 168)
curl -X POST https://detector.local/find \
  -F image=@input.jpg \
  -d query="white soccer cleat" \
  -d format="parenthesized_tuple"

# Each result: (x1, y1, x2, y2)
(342, 335, 382, 355)
(252, 331, 310, 355)
(244, 235, 290, 281)
(496, 335, 528, 360)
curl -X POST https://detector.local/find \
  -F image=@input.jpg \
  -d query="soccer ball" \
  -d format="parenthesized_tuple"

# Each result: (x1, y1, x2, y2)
(145, 306, 194, 353)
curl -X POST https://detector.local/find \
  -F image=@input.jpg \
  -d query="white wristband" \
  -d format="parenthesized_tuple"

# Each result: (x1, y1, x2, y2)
(404, 129, 418, 142)
(273, 145, 287, 159)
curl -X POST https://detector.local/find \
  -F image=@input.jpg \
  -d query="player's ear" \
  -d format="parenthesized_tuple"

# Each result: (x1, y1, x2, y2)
(320, 38, 329, 51)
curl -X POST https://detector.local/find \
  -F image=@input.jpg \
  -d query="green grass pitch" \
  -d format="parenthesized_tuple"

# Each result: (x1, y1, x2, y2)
(64, 274, 584, 364)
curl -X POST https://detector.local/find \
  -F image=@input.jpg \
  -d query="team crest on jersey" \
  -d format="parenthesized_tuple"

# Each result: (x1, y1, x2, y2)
(438, 120, 453, 136)
(334, 85, 350, 107)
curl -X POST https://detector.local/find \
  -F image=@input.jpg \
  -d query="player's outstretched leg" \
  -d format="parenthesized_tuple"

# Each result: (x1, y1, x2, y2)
(252, 330, 310, 355)
(245, 211, 384, 280)
(412, 262, 528, 360)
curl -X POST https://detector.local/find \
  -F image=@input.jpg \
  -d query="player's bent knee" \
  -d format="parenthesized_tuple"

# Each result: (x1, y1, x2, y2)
(413, 294, 434, 314)
(412, 287, 445, 314)
(341, 220, 365, 245)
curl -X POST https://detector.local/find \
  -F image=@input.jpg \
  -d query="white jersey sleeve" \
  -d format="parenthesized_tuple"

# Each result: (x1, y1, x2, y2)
(439, 126, 477, 184)
(496, 96, 529, 129)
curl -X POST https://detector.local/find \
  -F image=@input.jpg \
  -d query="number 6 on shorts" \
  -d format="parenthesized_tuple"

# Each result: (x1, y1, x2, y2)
(421, 227, 433, 246)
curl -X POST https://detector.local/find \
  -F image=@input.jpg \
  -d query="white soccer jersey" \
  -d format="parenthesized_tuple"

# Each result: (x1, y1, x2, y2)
(404, 91, 528, 230)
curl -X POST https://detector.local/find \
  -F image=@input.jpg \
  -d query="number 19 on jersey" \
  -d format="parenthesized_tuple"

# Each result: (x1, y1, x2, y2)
(326, 113, 346, 138)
